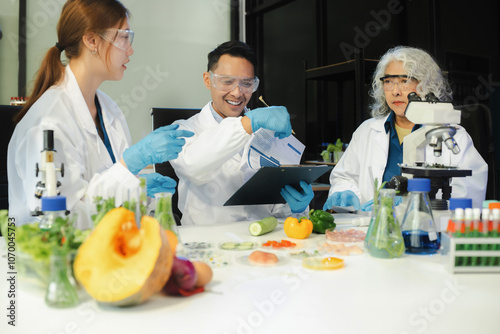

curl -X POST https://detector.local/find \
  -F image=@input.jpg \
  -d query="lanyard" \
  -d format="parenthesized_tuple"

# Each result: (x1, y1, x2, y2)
(95, 95, 116, 163)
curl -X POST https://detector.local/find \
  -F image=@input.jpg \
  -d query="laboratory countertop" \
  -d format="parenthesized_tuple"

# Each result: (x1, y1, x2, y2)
(1, 214, 500, 334)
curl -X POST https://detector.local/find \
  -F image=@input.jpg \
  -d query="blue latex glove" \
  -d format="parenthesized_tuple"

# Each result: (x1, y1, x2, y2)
(360, 199, 374, 212)
(245, 106, 293, 139)
(360, 195, 403, 212)
(323, 190, 360, 211)
(280, 181, 314, 213)
(139, 173, 177, 197)
(123, 124, 194, 174)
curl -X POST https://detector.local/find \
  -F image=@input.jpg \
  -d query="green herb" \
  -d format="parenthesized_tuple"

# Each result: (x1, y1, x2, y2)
(92, 178, 148, 227)
(365, 187, 404, 259)
(154, 194, 177, 236)
(373, 179, 387, 209)
(92, 196, 116, 226)
(326, 139, 344, 153)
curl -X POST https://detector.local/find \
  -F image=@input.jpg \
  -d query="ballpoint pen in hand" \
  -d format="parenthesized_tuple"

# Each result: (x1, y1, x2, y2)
(258, 96, 296, 135)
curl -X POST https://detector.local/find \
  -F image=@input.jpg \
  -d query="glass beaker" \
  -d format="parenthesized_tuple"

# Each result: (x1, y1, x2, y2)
(154, 192, 183, 255)
(365, 189, 404, 259)
(45, 251, 79, 308)
(401, 178, 440, 254)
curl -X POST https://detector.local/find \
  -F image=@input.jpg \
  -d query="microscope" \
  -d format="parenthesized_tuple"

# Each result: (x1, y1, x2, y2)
(32, 130, 65, 216)
(397, 93, 472, 210)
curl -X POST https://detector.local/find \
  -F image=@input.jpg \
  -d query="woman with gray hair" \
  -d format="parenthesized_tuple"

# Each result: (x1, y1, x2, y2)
(323, 46, 487, 211)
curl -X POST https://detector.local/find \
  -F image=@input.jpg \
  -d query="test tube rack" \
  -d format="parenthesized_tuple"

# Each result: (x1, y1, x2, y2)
(441, 233, 500, 273)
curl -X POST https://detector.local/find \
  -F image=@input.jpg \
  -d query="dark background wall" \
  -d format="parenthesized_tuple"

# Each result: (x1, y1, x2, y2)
(243, 0, 500, 199)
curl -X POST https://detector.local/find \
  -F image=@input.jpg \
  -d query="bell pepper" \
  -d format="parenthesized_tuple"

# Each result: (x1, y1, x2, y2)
(284, 217, 313, 239)
(309, 209, 336, 234)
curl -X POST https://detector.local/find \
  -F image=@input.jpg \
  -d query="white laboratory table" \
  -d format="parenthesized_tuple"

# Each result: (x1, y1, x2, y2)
(1, 214, 500, 334)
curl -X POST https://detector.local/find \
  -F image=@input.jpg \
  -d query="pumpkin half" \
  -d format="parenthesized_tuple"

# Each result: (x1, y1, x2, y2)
(73, 207, 173, 306)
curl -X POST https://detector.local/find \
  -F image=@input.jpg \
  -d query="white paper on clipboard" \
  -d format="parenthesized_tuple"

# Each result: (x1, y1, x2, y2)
(242, 129, 305, 170)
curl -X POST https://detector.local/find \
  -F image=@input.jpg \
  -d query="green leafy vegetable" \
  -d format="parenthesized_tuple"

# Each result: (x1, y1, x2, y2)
(326, 138, 344, 153)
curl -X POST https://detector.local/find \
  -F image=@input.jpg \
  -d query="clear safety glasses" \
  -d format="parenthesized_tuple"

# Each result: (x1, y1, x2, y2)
(210, 71, 260, 94)
(380, 75, 418, 91)
(99, 29, 134, 52)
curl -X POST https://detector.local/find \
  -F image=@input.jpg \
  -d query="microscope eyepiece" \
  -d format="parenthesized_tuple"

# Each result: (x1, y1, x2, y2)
(407, 92, 421, 102)
(425, 93, 439, 102)
(43, 130, 55, 151)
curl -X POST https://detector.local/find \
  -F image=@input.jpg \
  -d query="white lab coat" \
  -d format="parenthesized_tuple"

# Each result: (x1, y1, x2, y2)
(8, 65, 140, 229)
(329, 114, 488, 208)
(170, 102, 294, 225)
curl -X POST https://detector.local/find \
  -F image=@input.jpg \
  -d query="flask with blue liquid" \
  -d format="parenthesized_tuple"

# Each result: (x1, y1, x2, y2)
(401, 178, 440, 254)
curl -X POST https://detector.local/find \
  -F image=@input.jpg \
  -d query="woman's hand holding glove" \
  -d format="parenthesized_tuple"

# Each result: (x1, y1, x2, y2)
(123, 124, 194, 174)
(323, 190, 360, 211)
(139, 173, 177, 197)
(281, 181, 314, 213)
(245, 106, 292, 139)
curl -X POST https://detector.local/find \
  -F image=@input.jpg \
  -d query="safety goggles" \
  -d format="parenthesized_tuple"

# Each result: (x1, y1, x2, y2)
(99, 29, 134, 52)
(380, 75, 417, 91)
(210, 71, 260, 94)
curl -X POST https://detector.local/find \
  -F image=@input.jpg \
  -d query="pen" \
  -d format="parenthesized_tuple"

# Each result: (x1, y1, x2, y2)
(258, 96, 296, 135)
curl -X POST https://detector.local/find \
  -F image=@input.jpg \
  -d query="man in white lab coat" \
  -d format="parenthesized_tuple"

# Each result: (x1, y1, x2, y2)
(170, 41, 314, 225)
(324, 46, 488, 210)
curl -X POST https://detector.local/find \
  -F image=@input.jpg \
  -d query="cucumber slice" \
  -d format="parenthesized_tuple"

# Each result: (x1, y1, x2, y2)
(221, 242, 237, 250)
(240, 242, 254, 247)
(236, 243, 254, 250)
(249, 217, 278, 236)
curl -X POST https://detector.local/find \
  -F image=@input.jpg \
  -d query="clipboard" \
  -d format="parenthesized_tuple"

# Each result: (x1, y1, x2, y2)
(224, 165, 333, 206)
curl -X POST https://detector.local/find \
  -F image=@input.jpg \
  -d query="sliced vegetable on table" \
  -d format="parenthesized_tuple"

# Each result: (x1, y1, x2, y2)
(73, 208, 173, 306)
(262, 239, 298, 249)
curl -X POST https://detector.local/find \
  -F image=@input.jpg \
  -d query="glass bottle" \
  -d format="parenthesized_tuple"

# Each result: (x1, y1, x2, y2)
(401, 178, 440, 254)
(45, 250, 79, 308)
(365, 189, 404, 258)
(39, 196, 68, 231)
(154, 192, 183, 255)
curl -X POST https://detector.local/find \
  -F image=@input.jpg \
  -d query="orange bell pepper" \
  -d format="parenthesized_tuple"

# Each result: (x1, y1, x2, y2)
(284, 217, 313, 239)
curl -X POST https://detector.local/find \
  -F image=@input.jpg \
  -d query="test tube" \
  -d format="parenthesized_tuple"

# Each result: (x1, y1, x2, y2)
(453, 208, 464, 266)
(480, 208, 490, 266)
(490, 208, 500, 266)
(463, 208, 473, 266)
(471, 208, 482, 266)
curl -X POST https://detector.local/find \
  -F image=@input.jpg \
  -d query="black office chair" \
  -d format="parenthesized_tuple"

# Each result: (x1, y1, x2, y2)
(0, 105, 21, 211)
(459, 103, 497, 199)
(151, 107, 200, 225)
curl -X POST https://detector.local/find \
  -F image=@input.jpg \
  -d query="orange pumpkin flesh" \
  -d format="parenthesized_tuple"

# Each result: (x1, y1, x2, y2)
(74, 208, 173, 306)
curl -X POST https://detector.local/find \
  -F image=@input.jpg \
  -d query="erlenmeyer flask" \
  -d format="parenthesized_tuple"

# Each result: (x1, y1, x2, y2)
(365, 189, 404, 259)
(401, 178, 440, 254)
